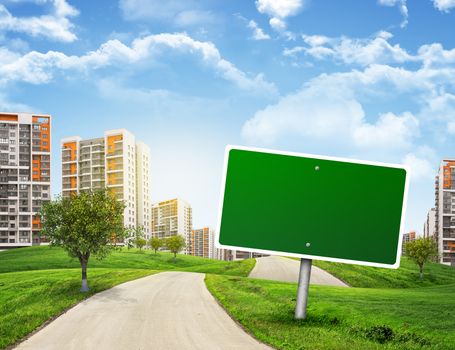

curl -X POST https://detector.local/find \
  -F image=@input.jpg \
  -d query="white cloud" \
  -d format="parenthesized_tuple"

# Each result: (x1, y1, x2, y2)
(0, 0, 79, 42)
(432, 0, 455, 12)
(377, 0, 408, 28)
(403, 153, 435, 180)
(247, 20, 270, 40)
(0, 33, 277, 95)
(174, 10, 216, 27)
(256, 0, 304, 31)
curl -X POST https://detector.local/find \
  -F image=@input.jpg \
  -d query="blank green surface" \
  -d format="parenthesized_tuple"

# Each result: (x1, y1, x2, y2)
(219, 149, 408, 266)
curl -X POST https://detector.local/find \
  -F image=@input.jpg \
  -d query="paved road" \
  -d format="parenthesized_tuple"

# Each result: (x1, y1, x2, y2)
(16, 272, 271, 350)
(249, 256, 349, 287)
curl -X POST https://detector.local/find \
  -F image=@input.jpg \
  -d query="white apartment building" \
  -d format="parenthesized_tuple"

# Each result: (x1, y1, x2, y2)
(151, 198, 192, 254)
(435, 160, 455, 266)
(191, 227, 215, 259)
(0, 113, 51, 248)
(61, 129, 151, 238)
(423, 208, 436, 239)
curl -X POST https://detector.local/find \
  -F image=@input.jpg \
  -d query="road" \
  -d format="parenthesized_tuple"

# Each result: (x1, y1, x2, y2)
(249, 256, 349, 287)
(16, 272, 271, 350)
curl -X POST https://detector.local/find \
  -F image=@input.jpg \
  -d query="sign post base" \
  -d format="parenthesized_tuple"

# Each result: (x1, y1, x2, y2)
(295, 258, 312, 320)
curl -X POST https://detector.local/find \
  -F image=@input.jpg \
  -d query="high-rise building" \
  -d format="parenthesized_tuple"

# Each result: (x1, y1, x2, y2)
(151, 198, 192, 254)
(61, 129, 151, 238)
(0, 113, 51, 248)
(402, 231, 416, 255)
(191, 227, 215, 258)
(423, 208, 436, 239)
(435, 160, 455, 266)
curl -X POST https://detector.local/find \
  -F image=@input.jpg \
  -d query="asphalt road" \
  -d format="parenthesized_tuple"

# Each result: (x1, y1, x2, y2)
(249, 256, 349, 287)
(16, 272, 271, 350)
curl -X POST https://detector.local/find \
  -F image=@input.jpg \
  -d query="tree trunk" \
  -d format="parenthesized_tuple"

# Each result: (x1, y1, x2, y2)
(79, 253, 90, 292)
(174, 252, 176, 262)
(419, 264, 424, 280)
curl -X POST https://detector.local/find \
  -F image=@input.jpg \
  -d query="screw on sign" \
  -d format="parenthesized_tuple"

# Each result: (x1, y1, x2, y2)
(216, 146, 410, 320)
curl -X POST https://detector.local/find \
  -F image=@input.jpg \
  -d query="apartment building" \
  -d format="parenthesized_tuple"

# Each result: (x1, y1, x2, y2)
(151, 198, 192, 254)
(61, 129, 151, 238)
(0, 113, 51, 248)
(423, 208, 436, 239)
(191, 227, 215, 259)
(435, 160, 455, 266)
(402, 231, 416, 255)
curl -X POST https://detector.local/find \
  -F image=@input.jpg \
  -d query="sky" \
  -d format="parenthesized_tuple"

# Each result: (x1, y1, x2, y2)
(0, 0, 455, 233)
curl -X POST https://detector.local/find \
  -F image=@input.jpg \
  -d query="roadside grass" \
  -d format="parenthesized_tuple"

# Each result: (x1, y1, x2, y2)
(206, 274, 455, 350)
(0, 268, 157, 349)
(0, 246, 255, 277)
(312, 257, 455, 288)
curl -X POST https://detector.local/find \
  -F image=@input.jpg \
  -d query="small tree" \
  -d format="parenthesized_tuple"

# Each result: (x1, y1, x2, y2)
(149, 237, 163, 254)
(165, 235, 186, 262)
(405, 237, 439, 279)
(136, 238, 146, 251)
(40, 190, 126, 292)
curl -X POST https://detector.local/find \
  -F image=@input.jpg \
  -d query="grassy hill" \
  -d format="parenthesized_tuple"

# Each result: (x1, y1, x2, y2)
(313, 257, 455, 288)
(0, 246, 255, 349)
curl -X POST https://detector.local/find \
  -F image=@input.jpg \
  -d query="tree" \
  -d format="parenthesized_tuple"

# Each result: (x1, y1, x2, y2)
(136, 238, 146, 251)
(149, 237, 163, 254)
(40, 190, 126, 292)
(405, 237, 439, 279)
(165, 235, 186, 262)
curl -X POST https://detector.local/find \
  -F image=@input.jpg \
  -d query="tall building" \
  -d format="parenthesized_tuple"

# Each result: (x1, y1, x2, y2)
(423, 208, 436, 239)
(435, 160, 455, 266)
(61, 129, 151, 238)
(191, 227, 215, 258)
(151, 198, 192, 254)
(402, 231, 416, 255)
(0, 113, 51, 248)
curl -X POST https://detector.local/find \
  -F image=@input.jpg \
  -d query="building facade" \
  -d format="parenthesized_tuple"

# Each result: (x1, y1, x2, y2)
(423, 208, 436, 239)
(0, 113, 51, 248)
(191, 227, 215, 258)
(151, 198, 192, 254)
(435, 160, 455, 266)
(61, 129, 151, 238)
(402, 231, 416, 255)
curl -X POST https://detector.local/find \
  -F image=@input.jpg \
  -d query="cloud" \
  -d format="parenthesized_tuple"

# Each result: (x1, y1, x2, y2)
(377, 0, 408, 28)
(403, 153, 435, 180)
(0, 0, 79, 42)
(0, 32, 277, 95)
(432, 0, 455, 12)
(247, 20, 271, 40)
(255, 0, 304, 31)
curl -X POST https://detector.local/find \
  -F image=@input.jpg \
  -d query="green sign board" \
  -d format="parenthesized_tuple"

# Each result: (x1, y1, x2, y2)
(216, 146, 410, 269)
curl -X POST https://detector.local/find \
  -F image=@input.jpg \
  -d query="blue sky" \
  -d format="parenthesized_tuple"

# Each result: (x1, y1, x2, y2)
(1, 0, 455, 233)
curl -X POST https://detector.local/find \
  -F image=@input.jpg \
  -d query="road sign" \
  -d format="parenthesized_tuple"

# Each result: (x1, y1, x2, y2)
(216, 146, 410, 269)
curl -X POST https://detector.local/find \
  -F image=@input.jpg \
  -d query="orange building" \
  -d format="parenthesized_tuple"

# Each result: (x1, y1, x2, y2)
(0, 112, 51, 247)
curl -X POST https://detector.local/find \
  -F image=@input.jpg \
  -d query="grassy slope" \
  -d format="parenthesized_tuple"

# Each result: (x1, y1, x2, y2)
(0, 268, 157, 349)
(312, 257, 455, 288)
(0, 246, 255, 277)
(206, 275, 455, 350)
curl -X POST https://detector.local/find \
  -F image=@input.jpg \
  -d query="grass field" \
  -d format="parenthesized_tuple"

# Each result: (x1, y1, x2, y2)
(312, 257, 455, 288)
(0, 246, 256, 349)
(0, 268, 157, 349)
(206, 274, 455, 350)
(0, 246, 255, 277)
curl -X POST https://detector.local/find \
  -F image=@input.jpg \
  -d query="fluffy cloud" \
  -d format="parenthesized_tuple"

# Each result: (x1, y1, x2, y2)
(0, 33, 277, 94)
(247, 20, 270, 40)
(0, 0, 79, 42)
(255, 0, 303, 31)
(377, 0, 408, 27)
(432, 0, 455, 12)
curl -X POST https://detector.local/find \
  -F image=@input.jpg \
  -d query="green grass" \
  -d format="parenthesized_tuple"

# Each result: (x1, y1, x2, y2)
(0, 268, 157, 349)
(312, 257, 455, 288)
(206, 274, 455, 350)
(0, 246, 256, 277)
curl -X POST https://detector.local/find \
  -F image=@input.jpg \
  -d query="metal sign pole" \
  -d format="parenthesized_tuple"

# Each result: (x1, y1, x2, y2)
(295, 258, 312, 320)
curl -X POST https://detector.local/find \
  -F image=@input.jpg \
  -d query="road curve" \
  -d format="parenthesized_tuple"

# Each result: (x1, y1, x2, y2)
(16, 272, 271, 350)
(249, 256, 349, 287)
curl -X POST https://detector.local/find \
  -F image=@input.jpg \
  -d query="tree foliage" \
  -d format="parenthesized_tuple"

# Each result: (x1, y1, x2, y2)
(165, 235, 186, 261)
(136, 238, 146, 251)
(149, 237, 163, 254)
(40, 190, 126, 291)
(405, 238, 439, 279)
